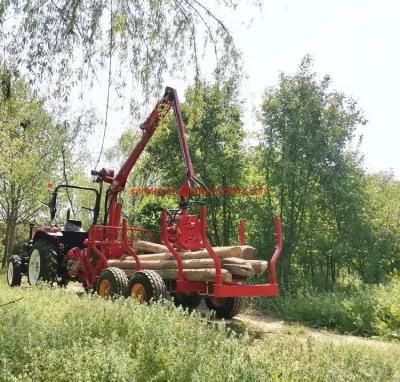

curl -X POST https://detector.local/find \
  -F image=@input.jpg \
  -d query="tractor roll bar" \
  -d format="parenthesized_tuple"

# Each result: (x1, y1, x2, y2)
(49, 184, 101, 225)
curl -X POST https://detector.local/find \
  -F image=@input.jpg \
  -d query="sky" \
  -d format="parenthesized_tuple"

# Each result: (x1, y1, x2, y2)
(86, 0, 400, 178)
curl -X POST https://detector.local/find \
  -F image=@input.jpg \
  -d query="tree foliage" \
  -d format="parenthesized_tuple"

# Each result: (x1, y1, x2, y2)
(1, 0, 255, 101)
(0, 69, 66, 265)
(364, 172, 400, 278)
(259, 56, 368, 288)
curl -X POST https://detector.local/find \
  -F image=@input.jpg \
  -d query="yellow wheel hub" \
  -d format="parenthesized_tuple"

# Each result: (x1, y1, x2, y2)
(131, 283, 146, 303)
(99, 279, 112, 299)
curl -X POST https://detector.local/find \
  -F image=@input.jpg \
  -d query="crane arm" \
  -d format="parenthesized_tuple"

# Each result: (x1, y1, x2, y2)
(111, 88, 174, 193)
(92, 86, 200, 226)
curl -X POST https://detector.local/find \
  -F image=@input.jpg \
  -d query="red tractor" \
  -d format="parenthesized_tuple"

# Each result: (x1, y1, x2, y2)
(7, 87, 283, 318)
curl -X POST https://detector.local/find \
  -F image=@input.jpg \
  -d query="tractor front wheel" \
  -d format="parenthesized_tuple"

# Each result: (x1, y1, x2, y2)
(128, 270, 166, 304)
(7, 255, 23, 287)
(97, 267, 128, 300)
(28, 240, 58, 285)
(205, 296, 243, 319)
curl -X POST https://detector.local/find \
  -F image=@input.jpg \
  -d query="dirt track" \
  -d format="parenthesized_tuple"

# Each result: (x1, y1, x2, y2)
(235, 313, 397, 350)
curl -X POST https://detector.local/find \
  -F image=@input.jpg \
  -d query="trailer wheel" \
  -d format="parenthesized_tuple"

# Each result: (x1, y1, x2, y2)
(128, 270, 166, 304)
(28, 240, 58, 285)
(7, 255, 23, 287)
(97, 267, 128, 300)
(205, 296, 243, 319)
(173, 293, 202, 310)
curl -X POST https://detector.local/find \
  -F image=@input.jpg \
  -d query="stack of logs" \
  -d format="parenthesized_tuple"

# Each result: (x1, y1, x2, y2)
(108, 241, 268, 283)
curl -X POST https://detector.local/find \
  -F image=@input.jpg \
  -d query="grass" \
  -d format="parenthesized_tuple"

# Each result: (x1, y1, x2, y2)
(0, 278, 400, 381)
(254, 274, 400, 339)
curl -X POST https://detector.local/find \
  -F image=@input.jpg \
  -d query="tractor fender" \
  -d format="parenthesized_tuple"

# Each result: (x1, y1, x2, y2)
(32, 227, 63, 244)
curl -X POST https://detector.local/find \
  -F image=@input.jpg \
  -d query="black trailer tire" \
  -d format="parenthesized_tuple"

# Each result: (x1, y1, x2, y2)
(127, 270, 167, 304)
(7, 255, 23, 287)
(97, 267, 129, 300)
(173, 293, 202, 310)
(28, 240, 58, 285)
(205, 296, 244, 319)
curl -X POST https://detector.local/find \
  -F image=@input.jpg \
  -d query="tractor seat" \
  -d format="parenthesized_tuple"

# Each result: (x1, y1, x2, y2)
(62, 220, 88, 248)
(64, 219, 84, 232)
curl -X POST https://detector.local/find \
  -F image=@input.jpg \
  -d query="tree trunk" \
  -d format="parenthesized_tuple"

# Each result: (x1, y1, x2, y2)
(222, 174, 229, 245)
(209, 197, 221, 246)
(2, 220, 11, 268)
(280, 246, 291, 291)
(2, 194, 18, 268)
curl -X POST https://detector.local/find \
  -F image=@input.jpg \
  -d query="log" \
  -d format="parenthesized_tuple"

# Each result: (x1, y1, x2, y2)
(107, 257, 254, 277)
(133, 240, 257, 258)
(221, 257, 250, 266)
(222, 263, 254, 277)
(248, 260, 269, 275)
(133, 241, 168, 253)
(212, 246, 242, 258)
(109, 258, 215, 270)
(221, 257, 255, 276)
(134, 245, 255, 261)
(109, 256, 249, 268)
(132, 240, 257, 258)
(137, 247, 241, 260)
(121, 268, 232, 283)
(240, 245, 257, 260)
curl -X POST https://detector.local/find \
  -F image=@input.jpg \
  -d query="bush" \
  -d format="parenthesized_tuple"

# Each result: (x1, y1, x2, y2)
(256, 275, 400, 338)
(0, 278, 400, 381)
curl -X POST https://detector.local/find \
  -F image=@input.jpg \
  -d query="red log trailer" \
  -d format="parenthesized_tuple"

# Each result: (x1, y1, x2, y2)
(7, 87, 283, 318)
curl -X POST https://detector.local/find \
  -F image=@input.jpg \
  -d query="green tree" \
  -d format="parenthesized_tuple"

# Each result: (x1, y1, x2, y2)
(0, 69, 66, 267)
(364, 172, 400, 278)
(259, 56, 367, 288)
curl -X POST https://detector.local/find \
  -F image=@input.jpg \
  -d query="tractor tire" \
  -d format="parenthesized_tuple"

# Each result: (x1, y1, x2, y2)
(7, 255, 23, 287)
(97, 267, 128, 300)
(28, 240, 58, 285)
(173, 293, 202, 310)
(205, 296, 244, 319)
(127, 270, 167, 304)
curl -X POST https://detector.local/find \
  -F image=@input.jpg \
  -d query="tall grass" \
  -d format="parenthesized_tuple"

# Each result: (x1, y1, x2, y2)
(256, 274, 400, 338)
(0, 278, 399, 381)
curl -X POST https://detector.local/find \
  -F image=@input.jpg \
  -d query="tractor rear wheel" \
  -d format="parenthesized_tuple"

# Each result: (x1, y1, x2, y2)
(97, 267, 128, 300)
(173, 293, 202, 310)
(128, 270, 166, 304)
(7, 255, 22, 287)
(28, 240, 58, 285)
(205, 296, 243, 319)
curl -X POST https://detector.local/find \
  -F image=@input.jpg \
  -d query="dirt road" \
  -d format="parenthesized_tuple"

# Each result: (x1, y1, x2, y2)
(235, 313, 397, 350)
